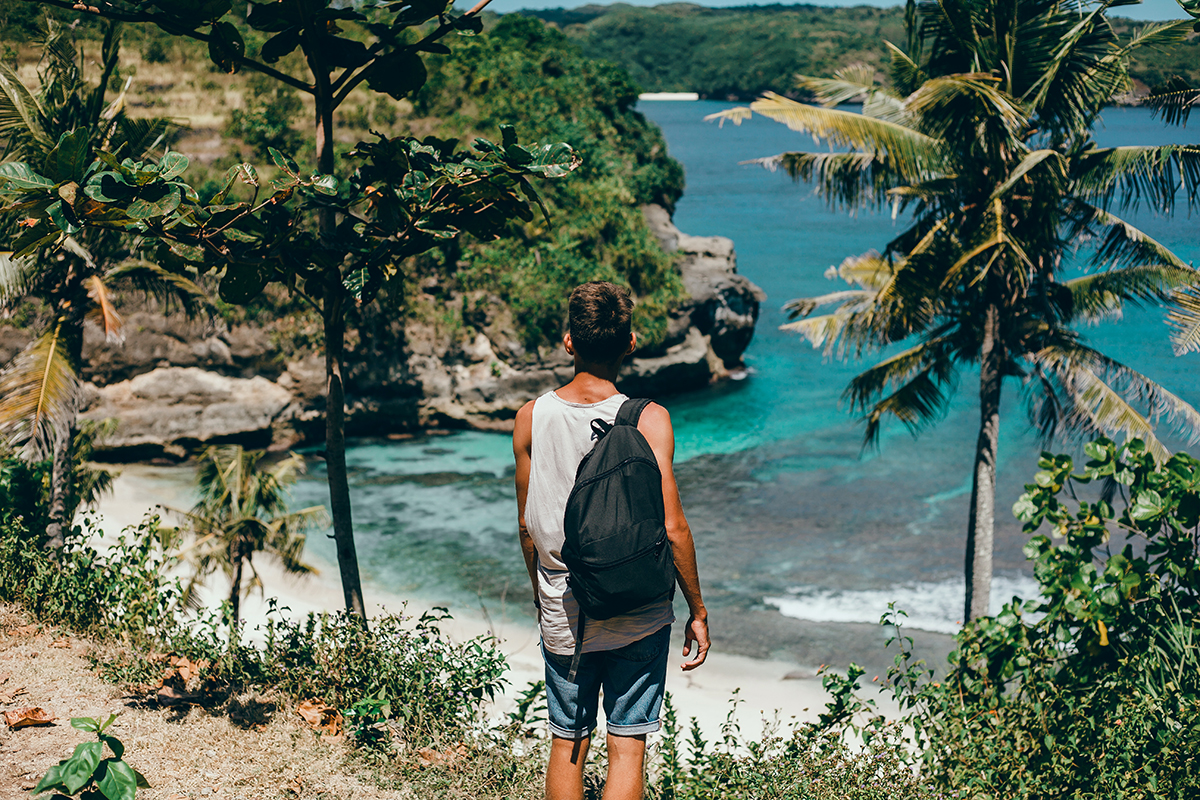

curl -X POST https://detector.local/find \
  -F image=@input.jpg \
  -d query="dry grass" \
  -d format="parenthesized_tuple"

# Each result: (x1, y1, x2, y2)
(0, 604, 404, 800)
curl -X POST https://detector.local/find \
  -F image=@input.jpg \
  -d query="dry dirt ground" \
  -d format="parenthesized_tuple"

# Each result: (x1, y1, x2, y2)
(0, 605, 402, 800)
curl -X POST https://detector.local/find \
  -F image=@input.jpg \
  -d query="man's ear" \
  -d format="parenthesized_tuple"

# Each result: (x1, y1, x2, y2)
(563, 332, 575, 356)
(626, 332, 637, 355)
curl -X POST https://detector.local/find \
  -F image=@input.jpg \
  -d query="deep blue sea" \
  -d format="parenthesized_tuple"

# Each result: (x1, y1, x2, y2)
(294, 103, 1200, 669)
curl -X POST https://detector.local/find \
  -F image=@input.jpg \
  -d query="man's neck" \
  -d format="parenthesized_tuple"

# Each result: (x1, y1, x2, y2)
(556, 363, 622, 405)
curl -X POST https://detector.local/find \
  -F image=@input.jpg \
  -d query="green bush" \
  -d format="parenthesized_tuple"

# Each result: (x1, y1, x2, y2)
(650, 693, 931, 800)
(225, 72, 303, 160)
(868, 438, 1200, 799)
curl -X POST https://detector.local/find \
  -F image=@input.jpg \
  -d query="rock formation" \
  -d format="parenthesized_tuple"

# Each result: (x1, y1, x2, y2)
(67, 206, 764, 459)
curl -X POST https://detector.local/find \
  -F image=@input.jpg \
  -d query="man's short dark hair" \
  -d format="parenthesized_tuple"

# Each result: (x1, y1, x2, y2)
(569, 281, 634, 363)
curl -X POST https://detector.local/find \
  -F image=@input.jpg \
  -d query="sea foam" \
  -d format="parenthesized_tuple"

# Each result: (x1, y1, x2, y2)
(765, 574, 1042, 635)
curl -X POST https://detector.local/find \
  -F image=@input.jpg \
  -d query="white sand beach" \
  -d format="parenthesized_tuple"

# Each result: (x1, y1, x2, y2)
(91, 465, 887, 741)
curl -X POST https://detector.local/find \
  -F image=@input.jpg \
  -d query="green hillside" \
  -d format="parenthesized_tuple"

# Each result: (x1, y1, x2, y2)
(523, 3, 1200, 99)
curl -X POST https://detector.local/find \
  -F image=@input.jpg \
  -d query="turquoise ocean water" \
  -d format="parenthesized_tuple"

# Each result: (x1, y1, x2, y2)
(294, 103, 1200, 667)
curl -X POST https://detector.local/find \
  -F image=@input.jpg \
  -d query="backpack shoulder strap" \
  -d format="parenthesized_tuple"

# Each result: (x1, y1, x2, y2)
(615, 397, 653, 427)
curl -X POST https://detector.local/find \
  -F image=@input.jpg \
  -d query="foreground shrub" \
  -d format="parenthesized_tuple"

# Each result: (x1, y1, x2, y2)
(649, 694, 932, 800)
(866, 438, 1200, 799)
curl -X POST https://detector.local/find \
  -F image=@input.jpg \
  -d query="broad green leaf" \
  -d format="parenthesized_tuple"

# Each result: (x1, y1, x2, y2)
(456, 13, 484, 35)
(1012, 494, 1038, 522)
(71, 717, 101, 732)
(95, 758, 138, 800)
(48, 129, 91, 184)
(85, 172, 136, 203)
(219, 262, 271, 304)
(321, 36, 370, 69)
(366, 51, 427, 100)
(126, 185, 182, 219)
(310, 173, 338, 195)
(99, 733, 125, 760)
(528, 142, 580, 178)
(46, 200, 81, 234)
(159, 151, 189, 181)
(0, 161, 54, 190)
(500, 125, 518, 149)
(1129, 489, 1165, 521)
(269, 147, 300, 177)
(62, 741, 104, 794)
(33, 762, 65, 794)
(260, 27, 301, 62)
(209, 21, 246, 74)
(237, 163, 259, 187)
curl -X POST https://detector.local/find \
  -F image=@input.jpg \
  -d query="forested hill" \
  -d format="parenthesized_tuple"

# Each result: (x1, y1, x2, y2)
(521, 3, 1200, 100)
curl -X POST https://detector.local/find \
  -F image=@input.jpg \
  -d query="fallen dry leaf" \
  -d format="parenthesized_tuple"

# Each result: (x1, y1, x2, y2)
(0, 672, 10, 684)
(167, 654, 209, 683)
(417, 742, 468, 767)
(4, 707, 55, 729)
(156, 685, 200, 706)
(0, 685, 27, 703)
(295, 700, 341, 736)
(50, 638, 71, 649)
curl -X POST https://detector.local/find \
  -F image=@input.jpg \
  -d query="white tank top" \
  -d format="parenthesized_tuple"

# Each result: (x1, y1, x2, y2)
(526, 390, 674, 655)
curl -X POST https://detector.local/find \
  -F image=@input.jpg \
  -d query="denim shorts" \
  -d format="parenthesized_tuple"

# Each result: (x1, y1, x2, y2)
(542, 623, 671, 739)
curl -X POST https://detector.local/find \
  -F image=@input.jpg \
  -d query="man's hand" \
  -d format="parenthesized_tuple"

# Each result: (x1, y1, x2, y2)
(681, 614, 709, 671)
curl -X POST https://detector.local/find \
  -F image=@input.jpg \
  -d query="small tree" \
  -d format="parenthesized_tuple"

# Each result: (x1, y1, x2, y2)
(175, 445, 322, 627)
(0, 21, 202, 548)
(13, 0, 579, 617)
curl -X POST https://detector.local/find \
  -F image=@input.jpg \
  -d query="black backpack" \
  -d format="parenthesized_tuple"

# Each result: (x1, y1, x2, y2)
(562, 398, 676, 623)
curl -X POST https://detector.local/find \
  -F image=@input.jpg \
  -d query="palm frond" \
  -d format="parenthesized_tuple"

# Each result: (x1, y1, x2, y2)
(1074, 144, 1200, 213)
(105, 259, 208, 315)
(849, 339, 958, 447)
(989, 149, 1066, 202)
(704, 106, 754, 128)
(744, 151, 909, 209)
(0, 324, 79, 459)
(905, 74, 1028, 144)
(0, 63, 51, 158)
(1031, 344, 1200, 462)
(1064, 264, 1200, 324)
(744, 92, 943, 181)
(1167, 285, 1200, 355)
(84, 275, 124, 345)
(1146, 76, 1200, 127)
(796, 63, 910, 125)
(0, 251, 37, 307)
(1066, 200, 1190, 271)
(884, 40, 927, 97)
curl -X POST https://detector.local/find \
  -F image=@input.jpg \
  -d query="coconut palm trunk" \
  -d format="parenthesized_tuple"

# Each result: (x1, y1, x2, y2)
(965, 302, 1002, 622)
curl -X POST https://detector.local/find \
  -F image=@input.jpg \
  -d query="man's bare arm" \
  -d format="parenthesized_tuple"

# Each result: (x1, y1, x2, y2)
(639, 402, 709, 671)
(513, 400, 540, 610)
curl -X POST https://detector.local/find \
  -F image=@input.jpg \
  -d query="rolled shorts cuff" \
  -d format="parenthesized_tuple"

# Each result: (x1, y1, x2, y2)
(605, 719, 661, 736)
(548, 720, 595, 740)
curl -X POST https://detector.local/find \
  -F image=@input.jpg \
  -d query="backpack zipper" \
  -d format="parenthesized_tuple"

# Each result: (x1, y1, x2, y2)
(584, 531, 669, 570)
(565, 455, 661, 508)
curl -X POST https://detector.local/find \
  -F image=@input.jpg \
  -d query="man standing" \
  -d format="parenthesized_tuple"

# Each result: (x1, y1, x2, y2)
(513, 281, 710, 800)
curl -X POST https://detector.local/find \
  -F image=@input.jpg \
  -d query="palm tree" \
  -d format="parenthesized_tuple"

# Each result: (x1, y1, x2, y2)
(0, 20, 204, 547)
(711, 0, 1200, 621)
(176, 446, 324, 627)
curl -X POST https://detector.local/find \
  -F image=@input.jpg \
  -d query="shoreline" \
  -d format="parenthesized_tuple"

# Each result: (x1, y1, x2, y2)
(90, 466, 892, 740)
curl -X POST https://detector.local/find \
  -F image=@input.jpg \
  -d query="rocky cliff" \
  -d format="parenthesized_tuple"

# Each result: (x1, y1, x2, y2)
(43, 206, 763, 460)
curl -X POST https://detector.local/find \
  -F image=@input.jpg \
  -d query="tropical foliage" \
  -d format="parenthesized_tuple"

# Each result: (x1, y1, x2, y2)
(4, 0, 582, 621)
(413, 14, 687, 351)
(870, 438, 1200, 798)
(173, 446, 323, 626)
(0, 21, 201, 548)
(528, 2, 1200, 100)
(712, 0, 1200, 621)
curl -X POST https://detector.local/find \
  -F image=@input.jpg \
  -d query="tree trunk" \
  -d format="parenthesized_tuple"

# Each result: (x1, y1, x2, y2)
(229, 545, 244, 630)
(314, 77, 366, 620)
(964, 302, 1002, 623)
(45, 267, 86, 551)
